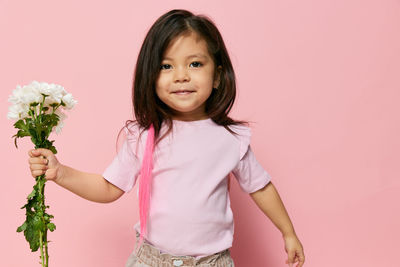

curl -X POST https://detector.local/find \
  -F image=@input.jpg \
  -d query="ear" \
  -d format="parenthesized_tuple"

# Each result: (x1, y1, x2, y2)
(213, 65, 222, 89)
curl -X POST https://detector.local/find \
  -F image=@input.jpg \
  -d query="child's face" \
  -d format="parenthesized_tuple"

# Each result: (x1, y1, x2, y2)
(156, 31, 221, 121)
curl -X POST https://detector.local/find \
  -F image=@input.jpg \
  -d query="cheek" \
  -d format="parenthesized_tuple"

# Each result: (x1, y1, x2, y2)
(193, 70, 214, 86)
(205, 68, 217, 86)
(155, 77, 168, 96)
(200, 74, 215, 90)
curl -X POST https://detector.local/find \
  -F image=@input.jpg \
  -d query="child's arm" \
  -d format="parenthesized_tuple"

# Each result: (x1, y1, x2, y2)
(250, 182, 305, 267)
(250, 182, 295, 236)
(56, 164, 124, 203)
(28, 148, 124, 203)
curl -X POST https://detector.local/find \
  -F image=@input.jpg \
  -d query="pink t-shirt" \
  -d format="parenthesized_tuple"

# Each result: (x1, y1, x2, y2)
(102, 118, 271, 258)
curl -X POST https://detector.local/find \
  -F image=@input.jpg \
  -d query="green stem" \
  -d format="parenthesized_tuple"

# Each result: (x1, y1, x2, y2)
(38, 175, 49, 267)
(30, 108, 36, 121)
(39, 103, 43, 123)
(39, 231, 45, 267)
(45, 233, 49, 266)
(43, 180, 49, 267)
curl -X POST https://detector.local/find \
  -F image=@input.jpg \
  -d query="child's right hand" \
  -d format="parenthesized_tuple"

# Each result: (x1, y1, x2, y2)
(28, 148, 62, 182)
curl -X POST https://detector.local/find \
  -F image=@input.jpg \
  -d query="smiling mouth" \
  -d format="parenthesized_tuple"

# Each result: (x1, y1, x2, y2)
(172, 90, 195, 95)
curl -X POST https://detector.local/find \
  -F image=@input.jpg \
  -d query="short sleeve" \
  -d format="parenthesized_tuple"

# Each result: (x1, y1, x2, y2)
(228, 124, 252, 160)
(231, 125, 271, 193)
(102, 126, 141, 193)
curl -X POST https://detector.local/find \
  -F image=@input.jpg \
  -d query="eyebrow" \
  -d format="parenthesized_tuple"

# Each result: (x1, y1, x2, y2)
(163, 54, 208, 60)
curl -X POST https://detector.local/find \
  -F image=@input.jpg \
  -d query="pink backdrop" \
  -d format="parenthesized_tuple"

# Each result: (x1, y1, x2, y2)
(1, 0, 399, 266)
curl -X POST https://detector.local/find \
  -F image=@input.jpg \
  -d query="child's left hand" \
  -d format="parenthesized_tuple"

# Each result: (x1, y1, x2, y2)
(283, 233, 305, 267)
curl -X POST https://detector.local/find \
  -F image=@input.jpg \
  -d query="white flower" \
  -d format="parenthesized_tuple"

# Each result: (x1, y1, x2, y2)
(61, 93, 77, 110)
(54, 109, 67, 134)
(7, 104, 29, 120)
(7, 106, 19, 120)
(40, 82, 66, 105)
(8, 83, 42, 105)
(55, 121, 64, 134)
(7, 80, 76, 122)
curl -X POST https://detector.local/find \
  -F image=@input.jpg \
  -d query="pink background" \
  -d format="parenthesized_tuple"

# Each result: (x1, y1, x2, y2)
(1, 0, 399, 266)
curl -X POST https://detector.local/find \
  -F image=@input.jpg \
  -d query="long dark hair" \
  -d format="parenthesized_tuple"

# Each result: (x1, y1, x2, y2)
(120, 9, 248, 145)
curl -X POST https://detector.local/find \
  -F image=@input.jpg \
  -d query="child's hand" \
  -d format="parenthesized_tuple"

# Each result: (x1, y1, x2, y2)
(28, 148, 62, 182)
(283, 233, 305, 267)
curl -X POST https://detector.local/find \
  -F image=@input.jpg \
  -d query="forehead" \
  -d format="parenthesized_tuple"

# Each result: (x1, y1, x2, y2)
(163, 31, 211, 59)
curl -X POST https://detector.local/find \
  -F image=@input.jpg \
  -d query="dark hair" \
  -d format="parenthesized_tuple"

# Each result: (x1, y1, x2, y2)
(120, 9, 248, 145)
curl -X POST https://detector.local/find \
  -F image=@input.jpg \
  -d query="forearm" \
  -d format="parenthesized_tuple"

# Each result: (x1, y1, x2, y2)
(250, 182, 296, 237)
(55, 164, 122, 203)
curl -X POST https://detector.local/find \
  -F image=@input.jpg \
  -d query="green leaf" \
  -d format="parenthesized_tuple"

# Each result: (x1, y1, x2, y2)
(25, 117, 33, 125)
(40, 130, 46, 142)
(49, 145, 57, 154)
(14, 120, 27, 131)
(13, 136, 19, 149)
(44, 213, 54, 221)
(47, 223, 56, 232)
(28, 128, 37, 139)
(16, 129, 30, 138)
(17, 221, 27, 232)
(27, 189, 36, 200)
(24, 215, 41, 252)
(12, 129, 31, 149)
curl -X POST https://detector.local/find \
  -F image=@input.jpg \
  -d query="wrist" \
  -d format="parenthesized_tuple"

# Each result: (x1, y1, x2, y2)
(282, 228, 297, 239)
(54, 163, 66, 184)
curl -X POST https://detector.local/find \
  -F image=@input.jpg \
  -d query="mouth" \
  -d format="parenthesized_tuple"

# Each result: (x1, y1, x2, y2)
(171, 90, 196, 95)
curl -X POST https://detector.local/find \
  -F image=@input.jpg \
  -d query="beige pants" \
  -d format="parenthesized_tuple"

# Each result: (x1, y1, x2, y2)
(125, 231, 235, 267)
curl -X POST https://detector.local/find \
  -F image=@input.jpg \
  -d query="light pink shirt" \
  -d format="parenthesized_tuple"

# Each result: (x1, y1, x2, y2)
(102, 118, 271, 258)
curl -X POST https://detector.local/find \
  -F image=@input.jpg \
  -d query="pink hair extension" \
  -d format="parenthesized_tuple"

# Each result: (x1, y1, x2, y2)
(137, 124, 155, 247)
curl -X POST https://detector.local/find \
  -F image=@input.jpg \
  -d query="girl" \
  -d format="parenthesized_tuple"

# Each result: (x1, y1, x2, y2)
(28, 9, 305, 267)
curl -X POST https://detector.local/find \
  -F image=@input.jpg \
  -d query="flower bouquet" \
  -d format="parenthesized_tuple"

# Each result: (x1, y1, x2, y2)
(8, 81, 77, 267)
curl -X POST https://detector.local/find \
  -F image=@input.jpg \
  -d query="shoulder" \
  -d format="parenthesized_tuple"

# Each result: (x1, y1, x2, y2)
(123, 121, 146, 142)
(227, 123, 252, 160)
(119, 121, 147, 157)
(228, 123, 252, 137)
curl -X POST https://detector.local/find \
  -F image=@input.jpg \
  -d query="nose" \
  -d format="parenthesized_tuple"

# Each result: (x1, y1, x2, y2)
(173, 67, 190, 83)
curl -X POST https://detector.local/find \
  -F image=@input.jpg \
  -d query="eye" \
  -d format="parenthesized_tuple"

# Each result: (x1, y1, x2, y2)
(189, 61, 202, 68)
(160, 64, 172, 70)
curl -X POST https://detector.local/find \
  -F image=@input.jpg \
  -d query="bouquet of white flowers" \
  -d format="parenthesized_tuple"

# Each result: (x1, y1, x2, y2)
(8, 81, 77, 267)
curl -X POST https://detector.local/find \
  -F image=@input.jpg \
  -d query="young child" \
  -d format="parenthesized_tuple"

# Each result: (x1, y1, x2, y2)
(28, 9, 305, 267)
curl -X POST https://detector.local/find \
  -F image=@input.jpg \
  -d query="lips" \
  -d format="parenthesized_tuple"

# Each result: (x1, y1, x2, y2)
(172, 89, 195, 93)
(171, 89, 195, 95)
